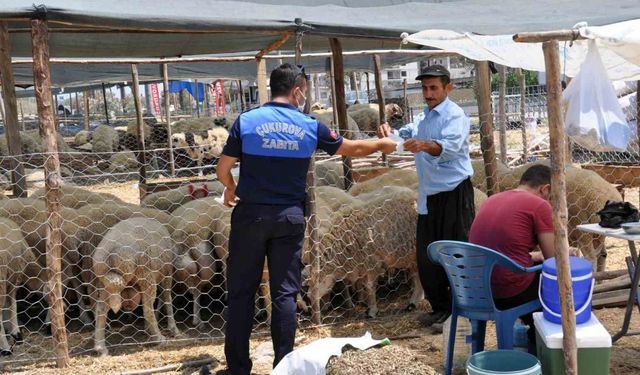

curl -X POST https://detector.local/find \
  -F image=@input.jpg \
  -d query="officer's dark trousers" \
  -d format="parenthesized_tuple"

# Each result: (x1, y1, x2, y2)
(224, 202, 305, 375)
(416, 178, 475, 313)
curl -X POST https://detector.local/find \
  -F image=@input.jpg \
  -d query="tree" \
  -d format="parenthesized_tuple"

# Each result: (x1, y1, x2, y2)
(491, 69, 538, 91)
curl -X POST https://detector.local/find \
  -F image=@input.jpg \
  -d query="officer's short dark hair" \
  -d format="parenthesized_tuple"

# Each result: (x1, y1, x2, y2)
(519, 164, 551, 187)
(270, 63, 307, 98)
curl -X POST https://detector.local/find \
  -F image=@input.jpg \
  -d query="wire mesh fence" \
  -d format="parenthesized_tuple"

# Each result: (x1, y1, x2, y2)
(0, 115, 424, 367)
(1, 77, 639, 368)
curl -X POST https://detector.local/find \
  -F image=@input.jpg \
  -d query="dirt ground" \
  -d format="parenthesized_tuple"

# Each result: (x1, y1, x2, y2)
(4, 161, 640, 374)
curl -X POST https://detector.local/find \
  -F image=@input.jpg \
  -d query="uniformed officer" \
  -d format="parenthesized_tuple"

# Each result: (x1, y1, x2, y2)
(216, 63, 397, 375)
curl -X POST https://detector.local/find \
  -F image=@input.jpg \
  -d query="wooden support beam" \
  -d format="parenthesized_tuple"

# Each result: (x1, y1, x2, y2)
(256, 58, 268, 105)
(19, 101, 25, 131)
(131, 64, 147, 201)
(329, 57, 338, 125)
(330, 38, 354, 190)
(119, 84, 126, 113)
(162, 63, 175, 177)
(255, 32, 292, 59)
(543, 39, 578, 375)
(498, 65, 507, 164)
(30, 18, 69, 368)
(352, 72, 360, 103)
(101, 82, 109, 124)
(238, 80, 246, 111)
(475, 61, 499, 195)
(518, 68, 528, 162)
(194, 79, 200, 118)
(373, 54, 388, 165)
(594, 269, 627, 281)
(83, 90, 89, 130)
(0, 21, 27, 197)
(403, 78, 409, 123)
(513, 29, 584, 43)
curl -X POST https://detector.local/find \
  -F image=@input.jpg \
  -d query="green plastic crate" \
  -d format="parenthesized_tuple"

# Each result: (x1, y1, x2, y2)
(534, 312, 611, 375)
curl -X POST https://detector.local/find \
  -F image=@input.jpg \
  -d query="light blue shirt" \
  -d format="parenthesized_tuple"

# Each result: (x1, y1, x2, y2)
(397, 98, 473, 215)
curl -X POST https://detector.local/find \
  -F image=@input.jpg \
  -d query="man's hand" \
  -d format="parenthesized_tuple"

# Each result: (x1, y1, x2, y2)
(531, 251, 545, 263)
(223, 187, 239, 208)
(378, 137, 397, 154)
(377, 122, 392, 138)
(569, 247, 581, 257)
(404, 138, 442, 156)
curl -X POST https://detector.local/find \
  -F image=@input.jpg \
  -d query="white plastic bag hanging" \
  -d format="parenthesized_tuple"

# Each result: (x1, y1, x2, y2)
(563, 40, 633, 152)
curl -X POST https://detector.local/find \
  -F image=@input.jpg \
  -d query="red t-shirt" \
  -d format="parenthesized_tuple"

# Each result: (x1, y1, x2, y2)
(469, 190, 554, 299)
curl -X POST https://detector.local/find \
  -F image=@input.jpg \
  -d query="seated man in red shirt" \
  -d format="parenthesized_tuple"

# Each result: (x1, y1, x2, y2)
(468, 164, 555, 348)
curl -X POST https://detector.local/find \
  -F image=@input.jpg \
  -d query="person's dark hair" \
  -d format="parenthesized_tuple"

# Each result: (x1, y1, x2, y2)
(422, 75, 450, 87)
(269, 63, 307, 97)
(519, 164, 551, 187)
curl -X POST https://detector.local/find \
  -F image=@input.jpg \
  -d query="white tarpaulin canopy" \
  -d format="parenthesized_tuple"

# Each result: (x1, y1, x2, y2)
(403, 20, 640, 81)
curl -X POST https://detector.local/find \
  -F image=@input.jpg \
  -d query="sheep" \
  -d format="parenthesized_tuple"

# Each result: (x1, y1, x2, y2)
(347, 103, 403, 133)
(470, 159, 511, 193)
(499, 161, 622, 272)
(126, 119, 152, 143)
(91, 125, 119, 153)
(30, 185, 124, 209)
(170, 127, 228, 174)
(311, 109, 362, 140)
(303, 200, 386, 319)
(92, 217, 178, 356)
(170, 197, 228, 327)
(169, 197, 272, 326)
(315, 161, 347, 190)
(141, 181, 225, 213)
(0, 217, 36, 355)
(353, 186, 424, 310)
(348, 168, 418, 196)
(0, 198, 87, 326)
(107, 151, 139, 174)
(0, 130, 69, 156)
(172, 117, 218, 133)
(74, 130, 92, 146)
(474, 187, 488, 211)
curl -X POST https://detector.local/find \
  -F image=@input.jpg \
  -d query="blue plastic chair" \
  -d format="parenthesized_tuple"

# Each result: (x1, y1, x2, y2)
(427, 240, 542, 375)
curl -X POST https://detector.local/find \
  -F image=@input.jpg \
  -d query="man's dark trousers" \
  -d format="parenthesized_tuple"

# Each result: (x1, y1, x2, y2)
(416, 178, 475, 313)
(224, 202, 305, 375)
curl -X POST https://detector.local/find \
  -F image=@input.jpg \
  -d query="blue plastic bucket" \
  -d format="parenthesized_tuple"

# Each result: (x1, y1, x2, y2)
(466, 350, 541, 375)
(539, 256, 594, 324)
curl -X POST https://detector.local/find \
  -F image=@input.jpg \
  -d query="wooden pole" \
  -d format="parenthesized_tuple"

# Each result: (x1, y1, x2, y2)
(30, 18, 69, 368)
(0, 21, 27, 198)
(313, 74, 320, 106)
(131, 64, 147, 201)
(194, 79, 200, 118)
(204, 82, 211, 116)
(101, 82, 109, 124)
(543, 40, 578, 375)
(74, 92, 79, 115)
(119, 84, 126, 114)
(403, 78, 409, 123)
(518, 68, 528, 162)
(352, 71, 360, 103)
(513, 29, 584, 43)
(330, 38, 354, 191)
(238, 80, 246, 111)
(475, 61, 499, 195)
(256, 58, 268, 105)
(329, 57, 338, 125)
(365, 72, 371, 101)
(373, 54, 388, 165)
(83, 91, 90, 130)
(636, 81, 639, 149)
(498, 65, 507, 164)
(162, 64, 175, 177)
(19, 101, 25, 131)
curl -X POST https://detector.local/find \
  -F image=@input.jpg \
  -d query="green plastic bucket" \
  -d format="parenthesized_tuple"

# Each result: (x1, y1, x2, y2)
(466, 350, 541, 375)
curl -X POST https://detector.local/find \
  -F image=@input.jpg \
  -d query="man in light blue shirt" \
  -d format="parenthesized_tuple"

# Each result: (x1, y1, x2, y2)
(378, 65, 474, 331)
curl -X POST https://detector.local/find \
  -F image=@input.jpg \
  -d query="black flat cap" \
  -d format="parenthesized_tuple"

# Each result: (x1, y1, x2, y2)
(415, 64, 450, 80)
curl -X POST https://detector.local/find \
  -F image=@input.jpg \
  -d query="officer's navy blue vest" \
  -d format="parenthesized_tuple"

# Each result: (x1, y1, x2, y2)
(235, 104, 319, 205)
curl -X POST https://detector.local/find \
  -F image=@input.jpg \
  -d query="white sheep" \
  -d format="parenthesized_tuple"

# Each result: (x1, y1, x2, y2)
(170, 127, 229, 174)
(348, 168, 418, 196)
(30, 185, 125, 209)
(169, 197, 272, 326)
(91, 125, 119, 153)
(0, 217, 36, 355)
(347, 103, 403, 133)
(92, 217, 178, 356)
(141, 181, 225, 213)
(311, 109, 362, 140)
